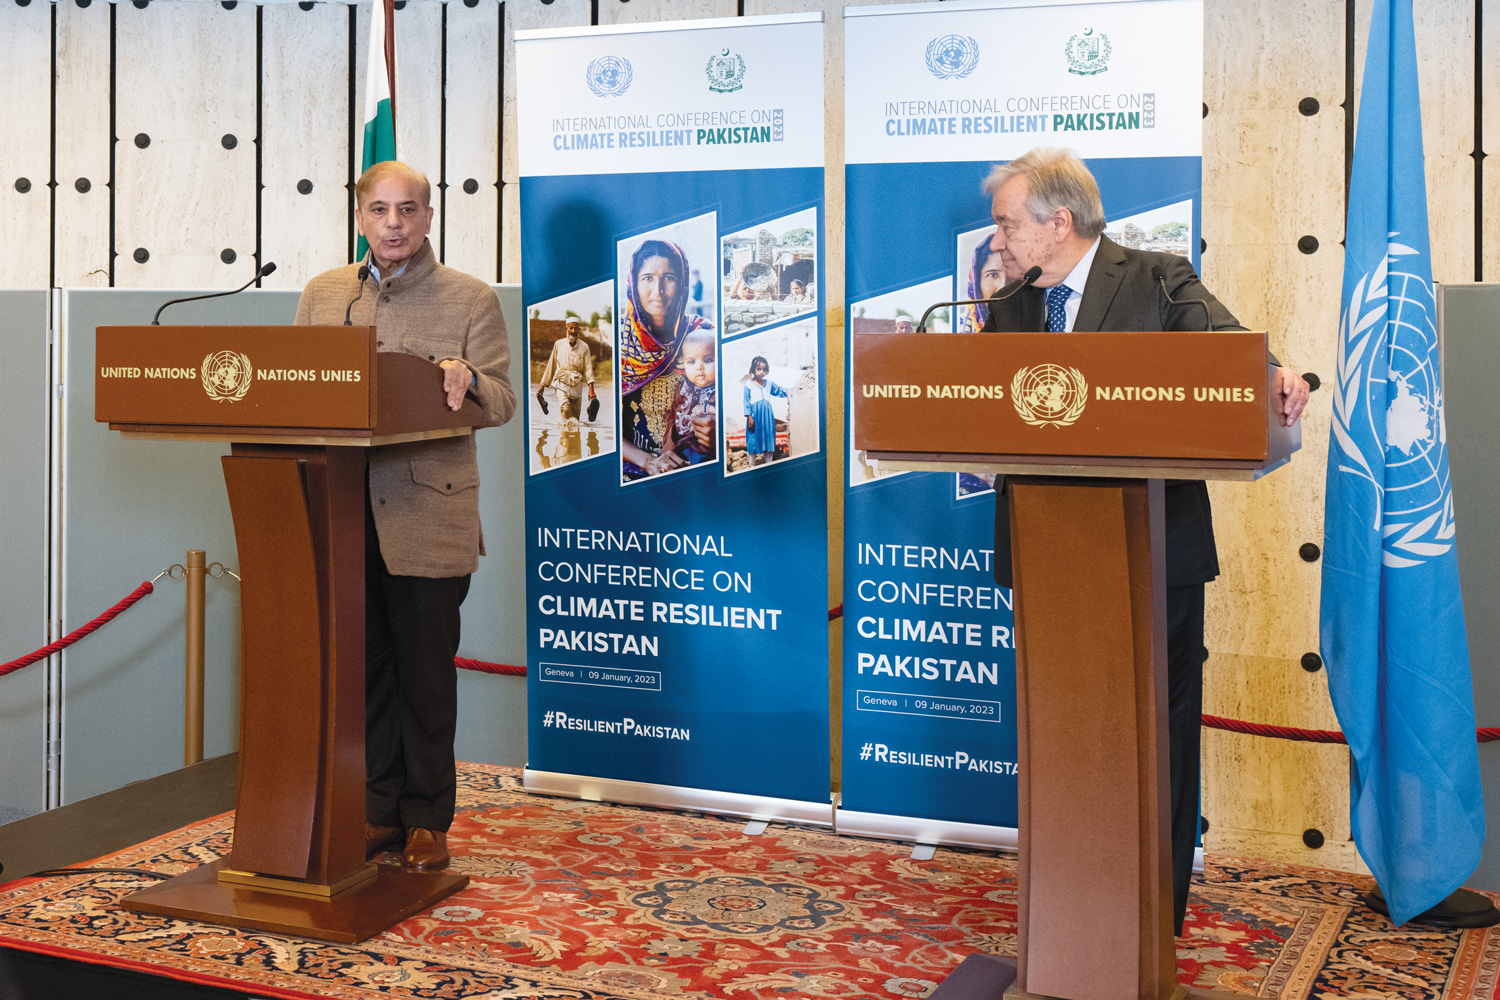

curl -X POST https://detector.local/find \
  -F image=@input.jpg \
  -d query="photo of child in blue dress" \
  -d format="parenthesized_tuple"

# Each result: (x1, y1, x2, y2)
(743, 355, 788, 468)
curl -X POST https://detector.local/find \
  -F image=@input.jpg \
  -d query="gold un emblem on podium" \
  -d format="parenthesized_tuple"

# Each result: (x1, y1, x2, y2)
(1010, 363, 1088, 428)
(201, 350, 253, 402)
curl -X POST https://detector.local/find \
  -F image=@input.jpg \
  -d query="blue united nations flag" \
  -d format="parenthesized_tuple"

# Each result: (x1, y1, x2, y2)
(1321, 0, 1485, 925)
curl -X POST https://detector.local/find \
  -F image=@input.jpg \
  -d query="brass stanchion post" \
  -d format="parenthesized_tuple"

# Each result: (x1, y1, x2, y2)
(185, 549, 206, 765)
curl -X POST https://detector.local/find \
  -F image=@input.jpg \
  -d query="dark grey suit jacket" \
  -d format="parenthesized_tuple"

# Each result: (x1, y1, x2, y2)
(982, 235, 1263, 590)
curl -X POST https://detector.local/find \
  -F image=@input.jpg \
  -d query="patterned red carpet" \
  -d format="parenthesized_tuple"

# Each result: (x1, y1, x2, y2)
(0, 763, 1495, 999)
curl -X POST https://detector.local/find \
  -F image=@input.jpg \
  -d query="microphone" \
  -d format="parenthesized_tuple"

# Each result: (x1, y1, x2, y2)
(1151, 264, 1216, 331)
(916, 265, 1041, 332)
(151, 262, 277, 325)
(344, 266, 371, 325)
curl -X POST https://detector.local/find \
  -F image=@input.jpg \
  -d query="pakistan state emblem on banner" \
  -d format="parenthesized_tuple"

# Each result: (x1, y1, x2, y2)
(706, 49, 746, 93)
(925, 34, 980, 80)
(202, 351, 253, 403)
(586, 55, 633, 97)
(1011, 364, 1088, 428)
(1065, 28, 1111, 76)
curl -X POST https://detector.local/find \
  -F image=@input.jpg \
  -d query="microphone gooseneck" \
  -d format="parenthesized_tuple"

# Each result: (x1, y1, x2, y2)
(344, 266, 371, 325)
(1151, 263, 1216, 332)
(151, 261, 277, 325)
(915, 265, 1042, 333)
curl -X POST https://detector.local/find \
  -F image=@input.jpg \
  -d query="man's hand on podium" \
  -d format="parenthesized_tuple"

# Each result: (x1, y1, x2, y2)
(1273, 366, 1311, 427)
(439, 359, 474, 411)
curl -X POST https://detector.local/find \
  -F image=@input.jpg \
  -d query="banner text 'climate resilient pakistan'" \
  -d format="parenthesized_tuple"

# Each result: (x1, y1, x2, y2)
(841, 0, 1204, 840)
(517, 13, 830, 815)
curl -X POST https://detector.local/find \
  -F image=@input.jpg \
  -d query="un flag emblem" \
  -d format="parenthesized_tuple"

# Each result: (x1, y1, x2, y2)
(925, 34, 980, 80)
(586, 56, 633, 98)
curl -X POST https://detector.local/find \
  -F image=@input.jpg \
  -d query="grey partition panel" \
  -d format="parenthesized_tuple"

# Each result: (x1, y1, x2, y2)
(59, 289, 299, 803)
(0, 291, 51, 823)
(1439, 283, 1500, 890)
(455, 284, 527, 768)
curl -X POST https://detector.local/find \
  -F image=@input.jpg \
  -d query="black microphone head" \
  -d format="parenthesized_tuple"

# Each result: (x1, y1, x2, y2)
(259, 261, 277, 277)
(1150, 264, 1166, 283)
(357, 265, 370, 281)
(1022, 265, 1043, 284)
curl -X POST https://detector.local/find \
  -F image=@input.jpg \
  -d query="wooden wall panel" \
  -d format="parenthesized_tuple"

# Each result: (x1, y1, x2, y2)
(1201, 0, 1353, 871)
(0, 3, 52, 288)
(1414, 0, 1476, 284)
(114, 2, 257, 288)
(1353, 0, 1476, 285)
(262, 3, 352, 291)
(395, 1, 445, 240)
(54, 1, 111, 288)
(442, 0, 501, 281)
(597, 0, 737, 25)
(1486, 0, 1500, 280)
(502, 0, 592, 283)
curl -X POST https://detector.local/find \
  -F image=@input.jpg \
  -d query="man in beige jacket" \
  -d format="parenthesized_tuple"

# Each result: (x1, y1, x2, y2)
(295, 161, 515, 870)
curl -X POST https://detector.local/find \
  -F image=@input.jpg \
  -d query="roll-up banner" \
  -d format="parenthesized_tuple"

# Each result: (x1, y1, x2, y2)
(516, 14, 831, 823)
(840, 0, 1204, 845)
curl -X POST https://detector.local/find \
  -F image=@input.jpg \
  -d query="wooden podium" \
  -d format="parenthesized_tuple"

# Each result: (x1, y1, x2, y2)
(853, 331, 1296, 1000)
(95, 325, 481, 943)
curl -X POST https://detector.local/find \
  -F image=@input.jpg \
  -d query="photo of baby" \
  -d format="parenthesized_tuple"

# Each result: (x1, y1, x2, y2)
(658, 327, 718, 468)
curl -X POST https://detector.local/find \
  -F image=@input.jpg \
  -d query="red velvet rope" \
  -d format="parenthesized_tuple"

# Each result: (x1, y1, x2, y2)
(1202, 713, 1500, 744)
(10, 585, 1493, 746)
(0, 581, 155, 677)
(455, 656, 526, 677)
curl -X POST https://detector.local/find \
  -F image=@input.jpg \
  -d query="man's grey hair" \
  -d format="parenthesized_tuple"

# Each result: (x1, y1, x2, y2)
(981, 148, 1107, 239)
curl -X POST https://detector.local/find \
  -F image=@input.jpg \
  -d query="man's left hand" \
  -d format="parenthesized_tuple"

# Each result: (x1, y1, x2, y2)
(439, 360, 472, 412)
(1273, 366, 1310, 427)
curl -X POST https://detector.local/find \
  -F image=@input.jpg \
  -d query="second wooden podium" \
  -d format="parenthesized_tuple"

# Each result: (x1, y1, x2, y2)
(854, 330, 1296, 1000)
(95, 324, 483, 943)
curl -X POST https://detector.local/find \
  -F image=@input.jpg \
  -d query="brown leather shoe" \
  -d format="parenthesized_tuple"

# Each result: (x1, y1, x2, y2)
(402, 827, 450, 870)
(365, 822, 403, 859)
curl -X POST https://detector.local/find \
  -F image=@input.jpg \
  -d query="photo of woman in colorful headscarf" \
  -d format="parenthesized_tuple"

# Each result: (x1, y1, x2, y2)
(617, 229, 718, 482)
(956, 229, 1012, 333)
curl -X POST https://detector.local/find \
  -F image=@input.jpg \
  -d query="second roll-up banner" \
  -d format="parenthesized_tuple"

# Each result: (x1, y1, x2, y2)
(516, 14, 831, 821)
(840, 0, 1206, 844)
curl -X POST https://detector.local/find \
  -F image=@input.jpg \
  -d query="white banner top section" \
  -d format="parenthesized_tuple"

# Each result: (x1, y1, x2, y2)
(517, 14, 825, 178)
(845, 0, 1203, 164)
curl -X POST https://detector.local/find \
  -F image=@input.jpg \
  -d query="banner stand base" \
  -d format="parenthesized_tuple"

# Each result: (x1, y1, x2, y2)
(834, 808, 1017, 852)
(522, 769, 833, 827)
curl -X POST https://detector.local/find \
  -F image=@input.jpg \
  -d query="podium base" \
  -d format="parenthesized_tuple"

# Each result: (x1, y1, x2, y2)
(1004, 983, 1254, 1000)
(121, 858, 468, 944)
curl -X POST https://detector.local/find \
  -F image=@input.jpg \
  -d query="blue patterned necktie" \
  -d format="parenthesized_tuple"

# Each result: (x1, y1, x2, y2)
(1046, 283, 1073, 332)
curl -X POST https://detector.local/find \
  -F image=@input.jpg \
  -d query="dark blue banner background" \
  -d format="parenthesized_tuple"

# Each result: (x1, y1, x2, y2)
(523, 168, 830, 804)
(842, 156, 1201, 826)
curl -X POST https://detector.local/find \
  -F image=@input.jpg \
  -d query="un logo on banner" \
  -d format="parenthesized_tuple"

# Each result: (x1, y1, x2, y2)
(586, 55, 633, 97)
(1065, 28, 1112, 76)
(1333, 246, 1455, 568)
(202, 351, 253, 403)
(1011, 364, 1088, 428)
(925, 34, 980, 80)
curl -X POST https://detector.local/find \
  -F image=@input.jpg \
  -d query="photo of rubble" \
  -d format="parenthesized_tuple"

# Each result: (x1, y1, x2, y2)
(720, 207, 818, 336)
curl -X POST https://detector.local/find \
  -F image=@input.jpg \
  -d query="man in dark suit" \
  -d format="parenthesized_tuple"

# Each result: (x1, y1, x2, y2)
(980, 148, 1310, 935)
